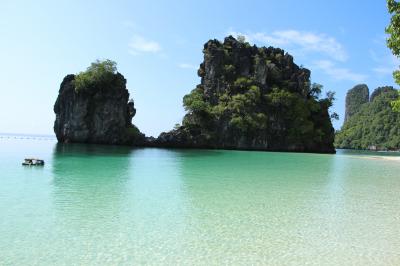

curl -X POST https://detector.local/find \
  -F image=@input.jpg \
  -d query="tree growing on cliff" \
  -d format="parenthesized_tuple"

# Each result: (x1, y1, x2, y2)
(386, 0, 400, 110)
(74, 59, 118, 92)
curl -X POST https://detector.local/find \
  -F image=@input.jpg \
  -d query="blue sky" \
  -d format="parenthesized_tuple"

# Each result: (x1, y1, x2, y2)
(0, 0, 397, 136)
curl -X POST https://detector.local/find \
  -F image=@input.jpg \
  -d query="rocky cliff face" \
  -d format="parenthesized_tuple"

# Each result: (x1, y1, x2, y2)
(54, 73, 143, 145)
(336, 86, 400, 150)
(157, 36, 336, 153)
(344, 84, 369, 122)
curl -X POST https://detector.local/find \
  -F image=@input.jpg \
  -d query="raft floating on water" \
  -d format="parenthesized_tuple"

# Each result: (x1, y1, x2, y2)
(22, 158, 45, 166)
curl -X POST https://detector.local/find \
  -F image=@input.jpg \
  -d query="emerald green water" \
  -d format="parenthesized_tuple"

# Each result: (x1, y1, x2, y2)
(1, 137, 400, 265)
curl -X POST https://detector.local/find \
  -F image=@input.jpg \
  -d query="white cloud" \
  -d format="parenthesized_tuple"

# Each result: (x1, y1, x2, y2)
(229, 30, 347, 62)
(372, 66, 394, 75)
(128, 35, 161, 55)
(313, 60, 366, 83)
(178, 63, 197, 69)
(370, 49, 399, 77)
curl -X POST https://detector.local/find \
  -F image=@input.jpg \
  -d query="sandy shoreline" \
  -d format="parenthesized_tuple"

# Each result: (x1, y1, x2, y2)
(375, 156, 400, 161)
(351, 155, 400, 161)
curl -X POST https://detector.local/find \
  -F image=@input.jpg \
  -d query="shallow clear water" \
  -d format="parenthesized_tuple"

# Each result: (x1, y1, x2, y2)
(1, 137, 400, 265)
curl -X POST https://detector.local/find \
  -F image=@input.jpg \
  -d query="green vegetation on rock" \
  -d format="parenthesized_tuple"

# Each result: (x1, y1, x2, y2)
(344, 84, 369, 122)
(74, 59, 118, 93)
(336, 86, 400, 150)
(125, 124, 143, 142)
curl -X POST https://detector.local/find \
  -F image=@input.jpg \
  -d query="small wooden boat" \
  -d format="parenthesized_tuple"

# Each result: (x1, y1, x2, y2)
(22, 158, 45, 166)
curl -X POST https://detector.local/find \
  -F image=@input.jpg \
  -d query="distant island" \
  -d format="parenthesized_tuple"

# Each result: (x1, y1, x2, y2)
(335, 84, 400, 151)
(54, 36, 336, 153)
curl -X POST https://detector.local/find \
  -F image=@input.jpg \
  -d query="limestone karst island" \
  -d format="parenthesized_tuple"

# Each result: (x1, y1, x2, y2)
(2, 0, 400, 265)
(54, 37, 336, 153)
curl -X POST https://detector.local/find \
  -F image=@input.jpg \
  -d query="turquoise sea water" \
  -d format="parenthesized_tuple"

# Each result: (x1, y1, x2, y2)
(0, 136, 400, 265)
